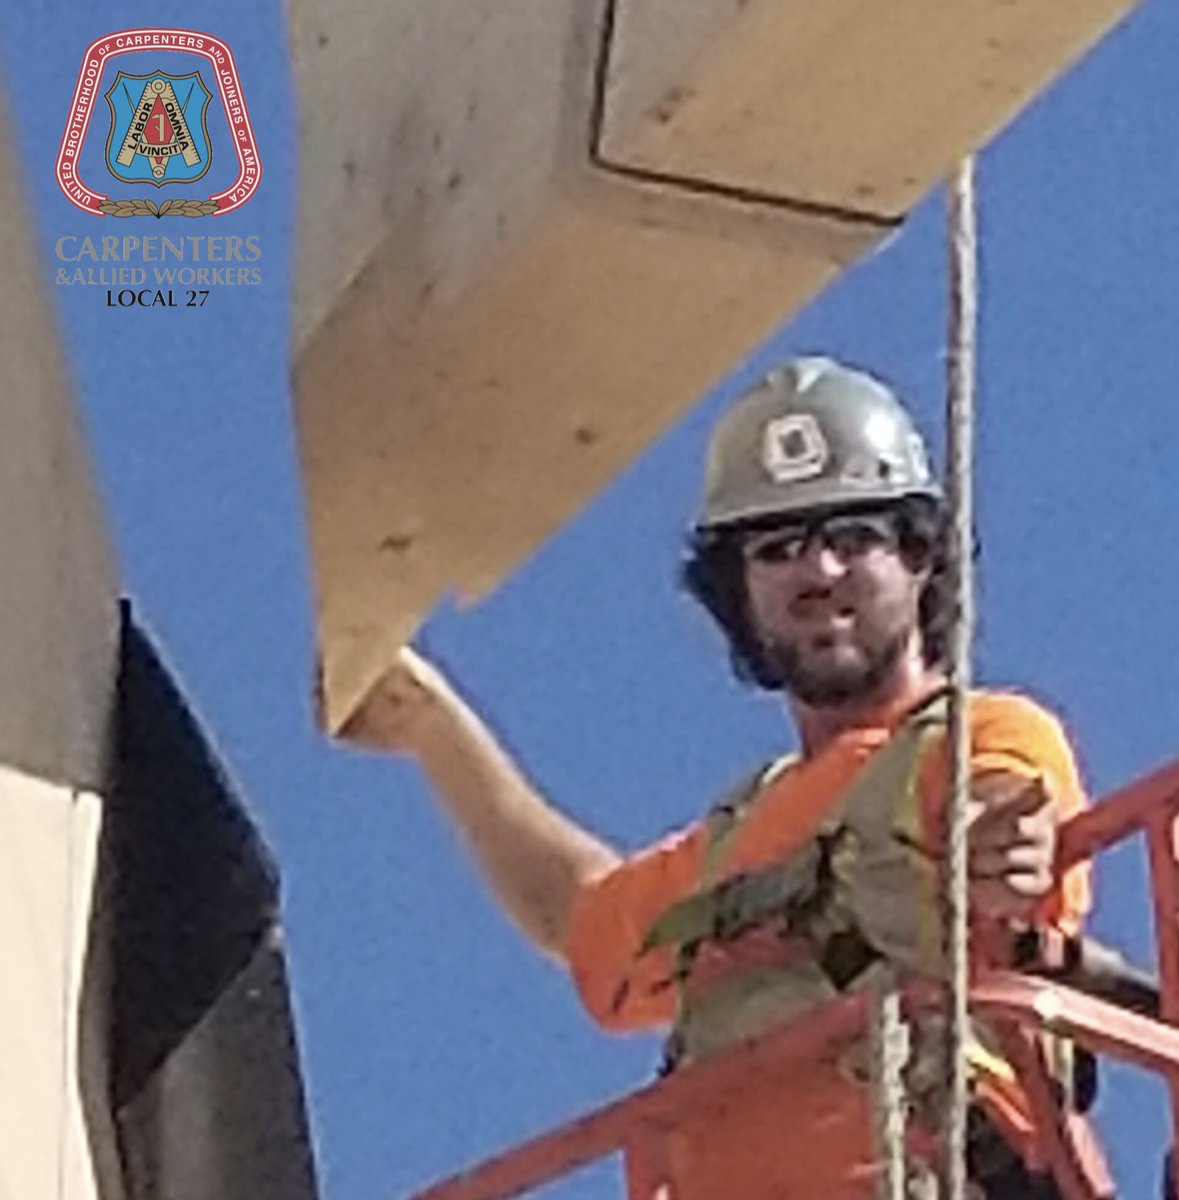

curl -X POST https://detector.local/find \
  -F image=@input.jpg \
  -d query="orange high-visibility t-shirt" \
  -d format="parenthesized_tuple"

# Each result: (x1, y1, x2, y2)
(566, 690, 1090, 1200)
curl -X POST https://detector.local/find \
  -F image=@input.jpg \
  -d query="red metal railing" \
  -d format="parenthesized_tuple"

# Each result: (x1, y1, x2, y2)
(409, 758, 1179, 1200)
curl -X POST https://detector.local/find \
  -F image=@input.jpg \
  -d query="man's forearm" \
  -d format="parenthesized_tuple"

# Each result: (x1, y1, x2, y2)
(341, 651, 620, 960)
(412, 695, 620, 958)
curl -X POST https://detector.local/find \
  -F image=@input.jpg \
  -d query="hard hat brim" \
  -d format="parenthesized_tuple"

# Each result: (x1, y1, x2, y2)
(698, 482, 942, 533)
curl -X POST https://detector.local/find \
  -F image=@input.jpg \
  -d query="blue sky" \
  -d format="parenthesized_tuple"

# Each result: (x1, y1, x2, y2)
(3, 3, 1178, 1197)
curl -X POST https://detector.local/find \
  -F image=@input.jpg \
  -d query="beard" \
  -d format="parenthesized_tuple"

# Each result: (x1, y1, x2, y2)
(761, 628, 909, 707)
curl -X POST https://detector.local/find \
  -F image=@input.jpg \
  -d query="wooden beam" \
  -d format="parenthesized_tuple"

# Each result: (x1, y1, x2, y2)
(291, 0, 1142, 727)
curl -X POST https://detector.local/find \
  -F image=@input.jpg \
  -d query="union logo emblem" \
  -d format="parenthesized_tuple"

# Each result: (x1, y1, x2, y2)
(57, 30, 261, 217)
(105, 71, 213, 187)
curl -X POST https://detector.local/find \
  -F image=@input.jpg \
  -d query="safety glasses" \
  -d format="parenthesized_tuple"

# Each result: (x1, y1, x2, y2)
(740, 511, 901, 565)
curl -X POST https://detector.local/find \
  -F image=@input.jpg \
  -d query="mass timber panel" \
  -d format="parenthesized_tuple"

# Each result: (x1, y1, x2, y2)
(292, 5, 582, 351)
(292, 0, 1139, 727)
(0, 89, 118, 788)
(600, 0, 1139, 217)
(297, 187, 866, 724)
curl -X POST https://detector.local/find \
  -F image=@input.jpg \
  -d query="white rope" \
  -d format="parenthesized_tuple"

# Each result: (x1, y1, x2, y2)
(870, 970, 909, 1200)
(939, 156, 978, 1200)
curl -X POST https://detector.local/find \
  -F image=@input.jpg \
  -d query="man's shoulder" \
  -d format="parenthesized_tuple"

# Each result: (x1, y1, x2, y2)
(970, 687, 1070, 732)
(705, 753, 799, 811)
(967, 687, 1081, 780)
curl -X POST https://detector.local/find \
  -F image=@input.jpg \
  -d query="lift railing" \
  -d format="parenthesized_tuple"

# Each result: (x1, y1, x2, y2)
(409, 758, 1179, 1200)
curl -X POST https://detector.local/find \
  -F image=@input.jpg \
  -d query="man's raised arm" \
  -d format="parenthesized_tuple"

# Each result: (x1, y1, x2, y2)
(336, 649, 621, 960)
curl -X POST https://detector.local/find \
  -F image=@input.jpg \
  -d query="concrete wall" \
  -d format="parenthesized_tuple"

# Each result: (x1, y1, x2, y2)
(0, 84, 117, 1200)
(0, 89, 118, 789)
(291, 0, 1140, 727)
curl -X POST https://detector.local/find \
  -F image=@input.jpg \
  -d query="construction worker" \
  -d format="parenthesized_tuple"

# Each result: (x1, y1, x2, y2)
(341, 358, 1101, 1198)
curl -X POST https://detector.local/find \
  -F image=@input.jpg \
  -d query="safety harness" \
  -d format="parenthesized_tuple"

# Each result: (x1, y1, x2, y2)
(626, 691, 1110, 1197)
(637, 690, 946, 1072)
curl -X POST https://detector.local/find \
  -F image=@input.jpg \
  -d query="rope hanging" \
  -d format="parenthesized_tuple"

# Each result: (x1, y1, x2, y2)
(871, 157, 979, 1200)
(870, 971, 909, 1200)
(938, 155, 978, 1200)
(872, 157, 979, 1200)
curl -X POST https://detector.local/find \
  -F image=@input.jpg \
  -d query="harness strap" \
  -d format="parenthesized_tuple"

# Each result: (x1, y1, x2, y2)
(647, 690, 947, 953)
(641, 693, 953, 1073)
(638, 839, 827, 955)
(662, 760, 795, 1050)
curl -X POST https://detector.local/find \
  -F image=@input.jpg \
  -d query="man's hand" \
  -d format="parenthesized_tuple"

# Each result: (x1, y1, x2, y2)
(967, 771, 1058, 922)
(335, 647, 453, 755)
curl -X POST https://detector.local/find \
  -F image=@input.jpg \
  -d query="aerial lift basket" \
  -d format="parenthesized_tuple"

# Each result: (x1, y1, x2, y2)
(408, 757, 1179, 1200)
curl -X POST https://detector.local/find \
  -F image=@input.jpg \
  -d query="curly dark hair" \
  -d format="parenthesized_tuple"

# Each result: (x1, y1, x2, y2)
(681, 496, 951, 691)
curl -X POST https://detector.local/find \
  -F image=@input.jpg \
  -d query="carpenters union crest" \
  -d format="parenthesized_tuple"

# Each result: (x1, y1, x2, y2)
(105, 70, 212, 186)
(58, 30, 261, 218)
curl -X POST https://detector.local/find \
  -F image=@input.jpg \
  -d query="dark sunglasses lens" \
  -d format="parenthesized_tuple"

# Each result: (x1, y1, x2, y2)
(745, 528, 807, 563)
(744, 512, 898, 563)
(823, 514, 897, 556)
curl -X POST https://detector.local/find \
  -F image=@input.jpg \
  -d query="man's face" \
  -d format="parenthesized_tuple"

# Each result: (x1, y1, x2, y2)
(741, 510, 928, 707)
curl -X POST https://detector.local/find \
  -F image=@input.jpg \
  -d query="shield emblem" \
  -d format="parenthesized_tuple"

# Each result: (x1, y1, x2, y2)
(104, 70, 212, 187)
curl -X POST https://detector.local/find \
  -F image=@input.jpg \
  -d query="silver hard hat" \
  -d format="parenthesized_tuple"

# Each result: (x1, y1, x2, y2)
(697, 357, 940, 530)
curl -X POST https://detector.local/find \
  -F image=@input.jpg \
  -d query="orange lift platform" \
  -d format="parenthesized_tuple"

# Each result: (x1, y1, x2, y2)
(407, 757, 1179, 1200)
